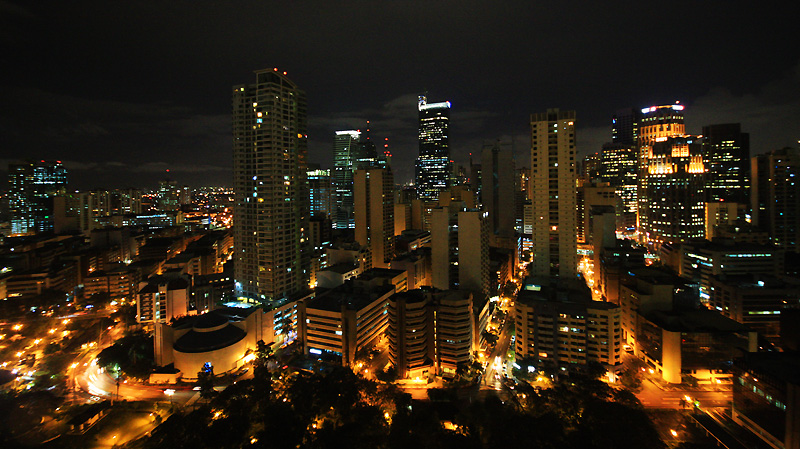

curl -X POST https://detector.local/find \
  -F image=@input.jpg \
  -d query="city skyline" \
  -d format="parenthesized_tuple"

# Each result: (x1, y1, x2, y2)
(1, 1, 798, 189)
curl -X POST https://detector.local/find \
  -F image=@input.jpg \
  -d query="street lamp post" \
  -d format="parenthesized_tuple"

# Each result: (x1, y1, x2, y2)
(164, 389, 175, 409)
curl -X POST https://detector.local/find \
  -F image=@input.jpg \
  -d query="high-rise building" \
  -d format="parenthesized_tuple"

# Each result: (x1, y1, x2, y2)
(158, 179, 180, 211)
(8, 160, 68, 236)
(611, 107, 642, 146)
(233, 68, 310, 303)
(515, 167, 530, 233)
(640, 135, 706, 245)
(354, 167, 395, 269)
(702, 123, 750, 203)
(431, 206, 490, 300)
(530, 109, 577, 278)
(600, 142, 637, 215)
(415, 96, 451, 201)
(636, 104, 686, 244)
(481, 140, 516, 245)
(307, 168, 334, 219)
(333, 130, 361, 229)
(751, 148, 800, 252)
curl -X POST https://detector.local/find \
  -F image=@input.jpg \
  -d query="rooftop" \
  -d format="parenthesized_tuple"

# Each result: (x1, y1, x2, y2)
(308, 281, 395, 312)
(644, 308, 751, 333)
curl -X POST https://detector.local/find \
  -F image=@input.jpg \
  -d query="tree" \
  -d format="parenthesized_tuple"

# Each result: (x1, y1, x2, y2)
(197, 363, 216, 400)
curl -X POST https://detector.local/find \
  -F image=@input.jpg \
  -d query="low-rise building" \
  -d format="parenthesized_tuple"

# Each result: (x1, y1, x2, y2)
(638, 308, 757, 384)
(514, 278, 622, 373)
(709, 274, 800, 340)
(732, 352, 800, 449)
(299, 269, 405, 366)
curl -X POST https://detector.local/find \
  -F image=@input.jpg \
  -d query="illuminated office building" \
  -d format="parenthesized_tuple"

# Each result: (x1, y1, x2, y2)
(333, 130, 361, 229)
(702, 123, 750, 204)
(416, 96, 451, 200)
(232, 68, 310, 303)
(641, 135, 705, 245)
(158, 179, 180, 211)
(307, 168, 333, 218)
(637, 104, 686, 244)
(530, 109, 577, 278)
(8, 160, 68, 236)
(600, 142, 637, 215)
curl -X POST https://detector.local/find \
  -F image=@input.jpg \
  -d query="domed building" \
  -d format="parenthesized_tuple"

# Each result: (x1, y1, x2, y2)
(153, 305, 281, 381)
(172, 312, 248, 376)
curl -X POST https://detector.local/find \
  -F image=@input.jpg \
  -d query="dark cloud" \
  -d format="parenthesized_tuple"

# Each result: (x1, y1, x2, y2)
(0, 1, 797, 189)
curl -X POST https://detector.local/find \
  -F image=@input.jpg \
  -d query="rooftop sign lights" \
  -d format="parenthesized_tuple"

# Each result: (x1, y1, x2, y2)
(641, 104, 685, 114)
(418, 95, 451, 111)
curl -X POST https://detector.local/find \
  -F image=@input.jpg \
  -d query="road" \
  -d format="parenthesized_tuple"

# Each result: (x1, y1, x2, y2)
(635, 377, 732, 409)
(79, 359, 196, 404)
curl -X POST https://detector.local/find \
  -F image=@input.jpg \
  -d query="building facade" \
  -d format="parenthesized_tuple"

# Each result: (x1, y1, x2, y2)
(530, 109, 577, 278)
(354, 167, 395, 269)
(640, 135, 706, 246)
(416, 96, 451, 201)
(481, 140, 516, 245)
(702, 123, 750, 204)
(514, 281, 622, 372)
(751, 148, 800, 252)
(333, 130, 361, 229)
(636, 104, 685, 244)
(431, 206, 491, 301)
(232, 69, 310, 304)
(8, 160, 68, 236)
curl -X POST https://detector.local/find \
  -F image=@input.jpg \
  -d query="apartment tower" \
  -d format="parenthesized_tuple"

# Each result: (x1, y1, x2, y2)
(530, 109, 577, 278)
(232, 68, 310, 303)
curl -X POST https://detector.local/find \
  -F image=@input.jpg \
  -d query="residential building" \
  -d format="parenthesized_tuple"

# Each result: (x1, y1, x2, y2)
(232, 68, 310, 304)
(354, 167, 394, 269)
(430, 205, 490, 301)
(481, 140, 516, 246)
(514, 279, 622, 372)
(530, 109, 577, 278)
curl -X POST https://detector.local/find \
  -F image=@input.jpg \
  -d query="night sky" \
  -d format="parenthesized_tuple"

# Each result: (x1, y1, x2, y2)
(1, 1, 798, 190)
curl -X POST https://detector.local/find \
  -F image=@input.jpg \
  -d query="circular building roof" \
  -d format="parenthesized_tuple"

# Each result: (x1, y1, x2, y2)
(192, 312, 230, 331)
(174, 323, 246, 354)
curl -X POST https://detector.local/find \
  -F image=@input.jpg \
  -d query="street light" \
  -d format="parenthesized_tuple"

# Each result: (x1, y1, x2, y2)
(164, 389, 175, 407)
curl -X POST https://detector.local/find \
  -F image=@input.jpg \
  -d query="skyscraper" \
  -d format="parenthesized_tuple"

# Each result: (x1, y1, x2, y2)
(8, 160, 67, 236)
(702, 123, 750, 204)
(416, 95, 451, 200)
(333, 130, 361, 229)
(637, 104, 685, 244)
(600, 142, 637, 217)
(431, 205, 490, 300)
(307, 168, 334, 219)
(233, 68, 310, 303)
(481, 140, 516, 246)
(640, 135, 706, 245)
(611, 107, 642, 146)
(751, 148, 800, 252)
(354, 167, 395, 269)
(530, 109, 577, 278)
